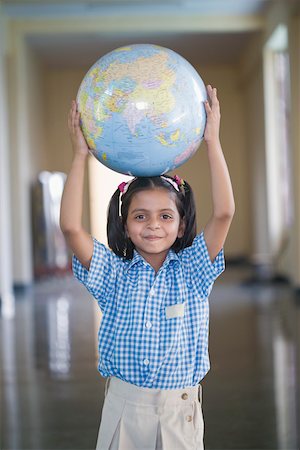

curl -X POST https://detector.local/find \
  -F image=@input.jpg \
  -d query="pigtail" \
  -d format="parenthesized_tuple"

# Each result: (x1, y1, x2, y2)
(172, 178, 197, 252)
(107, 189, 134, 260)
(107, 189, 126, 258)
(181, 180, 197, 246)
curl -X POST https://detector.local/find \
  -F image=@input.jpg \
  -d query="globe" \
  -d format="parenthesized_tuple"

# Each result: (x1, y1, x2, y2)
(77, 44, 207, 176)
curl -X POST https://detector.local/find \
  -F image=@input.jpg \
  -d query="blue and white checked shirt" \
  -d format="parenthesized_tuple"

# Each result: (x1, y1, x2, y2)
(73, 231, 225, 389)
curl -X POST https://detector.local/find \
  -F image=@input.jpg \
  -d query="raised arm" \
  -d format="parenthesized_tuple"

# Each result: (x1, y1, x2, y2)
(60, 101, 93, 269)
(203, 85, 235, 262)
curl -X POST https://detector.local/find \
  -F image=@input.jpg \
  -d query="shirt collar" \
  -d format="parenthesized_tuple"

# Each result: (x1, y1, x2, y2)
(125, 249, 180, 272)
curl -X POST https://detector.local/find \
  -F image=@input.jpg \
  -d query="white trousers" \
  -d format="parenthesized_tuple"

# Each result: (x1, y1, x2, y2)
(96, 377, 204, 450)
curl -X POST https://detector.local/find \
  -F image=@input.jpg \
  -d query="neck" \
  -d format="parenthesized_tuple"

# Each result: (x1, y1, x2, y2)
(139, 251, 168, 273)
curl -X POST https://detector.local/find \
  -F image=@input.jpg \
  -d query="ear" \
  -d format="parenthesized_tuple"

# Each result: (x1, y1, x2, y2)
(178, 217, 186, 238)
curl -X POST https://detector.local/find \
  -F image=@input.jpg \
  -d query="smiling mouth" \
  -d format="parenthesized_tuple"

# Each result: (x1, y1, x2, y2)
(144, 236, 162, 240)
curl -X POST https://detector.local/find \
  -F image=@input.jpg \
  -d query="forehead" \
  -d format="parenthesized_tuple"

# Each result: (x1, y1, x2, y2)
(128, 188, 177, 211)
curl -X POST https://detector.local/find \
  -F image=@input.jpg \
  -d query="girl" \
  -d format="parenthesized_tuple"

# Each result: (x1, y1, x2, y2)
(60, 85, 235, 450)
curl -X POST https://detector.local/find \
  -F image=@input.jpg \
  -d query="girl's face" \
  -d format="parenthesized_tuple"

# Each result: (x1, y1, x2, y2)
(125, 188, 185, 270)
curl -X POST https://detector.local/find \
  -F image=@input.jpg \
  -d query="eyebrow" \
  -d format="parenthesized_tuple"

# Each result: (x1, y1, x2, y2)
(130, 208, 176, 214)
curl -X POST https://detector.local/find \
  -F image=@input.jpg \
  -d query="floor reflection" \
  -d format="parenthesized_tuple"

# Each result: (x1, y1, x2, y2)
(1, 269, 299, 449)
(48, 295, 71, 376)
(1, 277, 102, 450)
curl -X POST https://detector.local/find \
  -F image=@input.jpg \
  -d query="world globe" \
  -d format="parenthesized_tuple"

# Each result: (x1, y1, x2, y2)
(77, 44, 207, 176)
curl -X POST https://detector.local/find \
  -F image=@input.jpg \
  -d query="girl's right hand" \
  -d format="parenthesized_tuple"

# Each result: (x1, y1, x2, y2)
(68, 100, 89, 157)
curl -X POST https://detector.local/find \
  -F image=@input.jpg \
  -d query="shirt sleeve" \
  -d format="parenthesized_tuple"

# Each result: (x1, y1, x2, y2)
(187, 231, 225, 297)
(72, 237, 117, 311)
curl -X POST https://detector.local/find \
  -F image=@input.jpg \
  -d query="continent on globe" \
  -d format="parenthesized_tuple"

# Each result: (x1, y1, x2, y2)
(77, 44, 207, 176)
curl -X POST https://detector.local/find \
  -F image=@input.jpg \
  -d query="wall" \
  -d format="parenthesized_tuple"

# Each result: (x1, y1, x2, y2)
(239, 34, 270, 267)
(8, 32, 47, 284)
(175, 64, 250, 258)
(239, 2, 300, 285)
(43, 69, 85, 173)
(283, 13, 300, 285)
(0, 8, 15, 316)
(4, 2, 299, 286)
(43, 68, 91, 231)
(263, 1, 300, 285)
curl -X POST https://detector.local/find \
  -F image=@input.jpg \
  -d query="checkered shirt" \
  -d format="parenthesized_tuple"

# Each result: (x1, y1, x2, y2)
(73, 231, 225, 389)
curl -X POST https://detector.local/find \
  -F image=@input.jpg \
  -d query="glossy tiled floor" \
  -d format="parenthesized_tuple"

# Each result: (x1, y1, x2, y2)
(1, 266, 299, 450)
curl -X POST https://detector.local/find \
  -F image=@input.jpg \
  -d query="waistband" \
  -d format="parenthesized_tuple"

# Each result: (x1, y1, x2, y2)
(105, 376, 202, 406)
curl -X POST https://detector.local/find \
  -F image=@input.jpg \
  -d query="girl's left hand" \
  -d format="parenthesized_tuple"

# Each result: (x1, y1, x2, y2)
(204, 85, 221, 144)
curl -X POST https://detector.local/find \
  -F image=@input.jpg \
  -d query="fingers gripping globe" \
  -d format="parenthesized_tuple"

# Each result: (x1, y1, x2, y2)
(77, 44, 207, 176)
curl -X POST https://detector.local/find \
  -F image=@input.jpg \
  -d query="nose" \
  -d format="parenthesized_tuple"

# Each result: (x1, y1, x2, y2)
(147, 217, 160, 230)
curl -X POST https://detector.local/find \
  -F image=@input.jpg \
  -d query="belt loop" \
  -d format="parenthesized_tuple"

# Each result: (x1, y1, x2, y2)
(105, 376, 111, 397)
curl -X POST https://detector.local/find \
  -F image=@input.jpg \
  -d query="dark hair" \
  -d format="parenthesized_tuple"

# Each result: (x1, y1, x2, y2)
(107, 175, 197, 260)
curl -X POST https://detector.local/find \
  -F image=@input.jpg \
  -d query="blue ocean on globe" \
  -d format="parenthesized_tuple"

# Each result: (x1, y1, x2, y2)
(77, 44, 207, 176)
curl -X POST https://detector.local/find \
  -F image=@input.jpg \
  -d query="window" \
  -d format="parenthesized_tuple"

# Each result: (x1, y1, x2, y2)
(263, 24, 293, 259)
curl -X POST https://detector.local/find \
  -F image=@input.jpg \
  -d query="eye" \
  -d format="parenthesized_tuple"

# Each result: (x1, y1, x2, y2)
(135, 214, 146, 220)
(161, 214, 173, 220)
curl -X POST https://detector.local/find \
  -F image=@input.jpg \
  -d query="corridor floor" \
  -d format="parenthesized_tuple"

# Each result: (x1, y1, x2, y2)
(1, 266, 299, 450)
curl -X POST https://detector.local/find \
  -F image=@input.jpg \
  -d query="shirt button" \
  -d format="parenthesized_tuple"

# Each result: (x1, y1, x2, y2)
(145, 321, 152, 329)
(186, 415, 192, 422)
(181, 393, 188, 400)
(143, 358, 150, 366)
(149, 287, 155, 297)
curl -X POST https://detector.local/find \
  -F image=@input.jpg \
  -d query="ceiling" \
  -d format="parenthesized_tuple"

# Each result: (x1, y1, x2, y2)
(25, 31, 259, 68)
(2, 0, 274, 14)
(3, 0, 271, 15)
(3, 0, 273, 68)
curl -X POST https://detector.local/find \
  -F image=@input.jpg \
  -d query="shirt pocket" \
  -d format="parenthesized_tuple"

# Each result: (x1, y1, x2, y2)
(165, 302, 185, 319)
(159, 301, 186, 354)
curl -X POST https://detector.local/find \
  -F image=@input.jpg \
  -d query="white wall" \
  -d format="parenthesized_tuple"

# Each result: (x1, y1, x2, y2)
(8, 34, 34, 284)
(0, 8, 15, 317)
